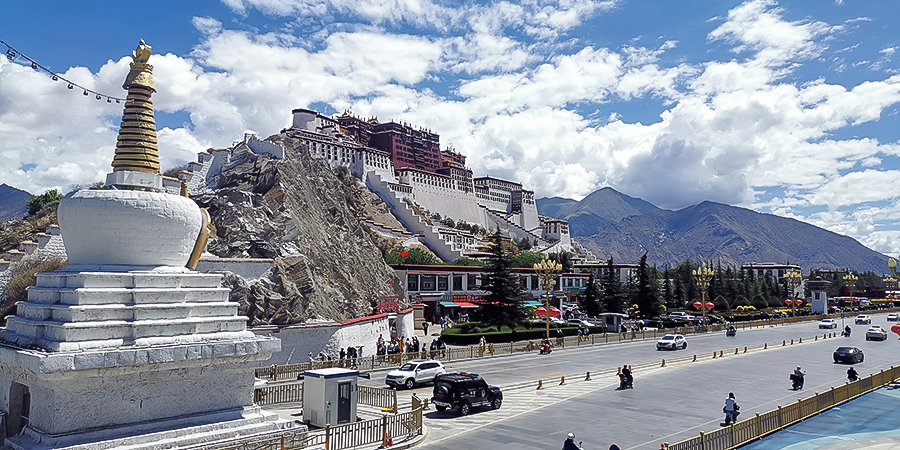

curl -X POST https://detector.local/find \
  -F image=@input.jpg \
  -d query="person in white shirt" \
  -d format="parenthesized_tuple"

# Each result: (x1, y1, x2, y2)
(724, 392, 740, 425)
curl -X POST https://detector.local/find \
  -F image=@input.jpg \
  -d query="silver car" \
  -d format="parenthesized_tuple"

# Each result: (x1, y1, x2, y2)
(656, 334, 687, 350)
(385, 359, 446, 389)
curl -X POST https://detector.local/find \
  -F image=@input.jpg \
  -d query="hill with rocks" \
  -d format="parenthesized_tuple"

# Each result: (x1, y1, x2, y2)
(189, 136, 410, 325)
(538, 189, 889, 273)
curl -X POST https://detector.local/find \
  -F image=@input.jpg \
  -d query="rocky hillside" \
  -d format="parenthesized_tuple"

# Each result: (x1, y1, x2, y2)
(540, 189, 889, 273)
(190, 136, 409, 325)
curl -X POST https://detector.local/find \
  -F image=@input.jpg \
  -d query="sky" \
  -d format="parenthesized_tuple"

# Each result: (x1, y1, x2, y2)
(1, 0, 900, 257)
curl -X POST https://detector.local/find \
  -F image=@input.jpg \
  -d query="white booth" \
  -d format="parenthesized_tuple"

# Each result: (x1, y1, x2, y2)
(303, 368, 358, 427)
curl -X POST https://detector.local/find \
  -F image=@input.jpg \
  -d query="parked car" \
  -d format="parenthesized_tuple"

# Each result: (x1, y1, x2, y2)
(567, 319, 592, 327)
(866, 326, 888, 341)
(668, 312, 695, 321)
(656, 334, 687, 350)
(431, 372, 502, 415)
(855, 315, 872, 325)
(833, 347, 864, 364)
(818, 319, 838, 329)
(887, 313, 899, 322)
(385, 359, 446, 389)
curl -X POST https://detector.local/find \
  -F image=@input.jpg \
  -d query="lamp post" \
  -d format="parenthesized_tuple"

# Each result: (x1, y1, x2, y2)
(692, 263, 714, 332)
(883, 276, 897, 289)
(843, 272, 858, 308)
(533, 255, 562, 340)
(888, 258, 900, 281)
(784, 271, 802, 317)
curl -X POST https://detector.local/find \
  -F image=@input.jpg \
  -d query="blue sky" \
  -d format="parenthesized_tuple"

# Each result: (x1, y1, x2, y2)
(2, 0, 900, 257)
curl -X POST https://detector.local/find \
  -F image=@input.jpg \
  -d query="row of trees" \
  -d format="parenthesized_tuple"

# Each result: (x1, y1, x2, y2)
(465, 230, 895, 330)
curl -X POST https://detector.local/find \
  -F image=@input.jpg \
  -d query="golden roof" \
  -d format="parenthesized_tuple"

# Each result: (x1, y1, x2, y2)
(111, 39, 160, 174)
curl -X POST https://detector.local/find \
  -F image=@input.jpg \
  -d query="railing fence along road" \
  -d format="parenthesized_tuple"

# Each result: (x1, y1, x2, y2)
(253, 383, 397, 412)
(663, 366, 900, 450)
(255, 314, 865, 382)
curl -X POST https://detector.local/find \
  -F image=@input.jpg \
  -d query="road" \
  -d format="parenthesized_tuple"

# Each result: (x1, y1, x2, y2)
(360, 313, 900, 449)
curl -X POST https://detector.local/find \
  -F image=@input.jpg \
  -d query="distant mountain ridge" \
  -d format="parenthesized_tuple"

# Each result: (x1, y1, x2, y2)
(0, 184, 31, 222)
(537, 189, 889, 273)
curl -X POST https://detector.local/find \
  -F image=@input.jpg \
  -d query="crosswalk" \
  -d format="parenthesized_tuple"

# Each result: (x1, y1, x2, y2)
(415, 367, 666, 447)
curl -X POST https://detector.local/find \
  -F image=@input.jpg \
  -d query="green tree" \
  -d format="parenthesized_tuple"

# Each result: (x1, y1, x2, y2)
(579, 271, 602, 317)
(26, 189, 62, 216)
(384, 247, 442, 265)
(473, 230, 526, 329)
(600, 258, 623, 313)
(509, 251, 544, 268)
(549, 252, 574, 272)
(634, 253, 661, 318)
(449, 257, 483, 267)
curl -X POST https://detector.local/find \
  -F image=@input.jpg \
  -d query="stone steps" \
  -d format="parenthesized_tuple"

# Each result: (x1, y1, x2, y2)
(26, 286, 231, 305)
(6, 315, 250, 344)
(17, 301, 238, 322)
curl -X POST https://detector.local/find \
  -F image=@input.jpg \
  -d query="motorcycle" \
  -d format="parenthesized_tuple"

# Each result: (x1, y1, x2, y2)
(841, 329, 851, 337)
(790, 373, 804, 390)
(539, 341, 552, 354)
(726, 328, 736, 337)
(617, 373, 633, 390)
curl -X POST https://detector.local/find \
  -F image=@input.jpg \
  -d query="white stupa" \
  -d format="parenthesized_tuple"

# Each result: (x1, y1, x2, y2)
(0, 40, 292, 449)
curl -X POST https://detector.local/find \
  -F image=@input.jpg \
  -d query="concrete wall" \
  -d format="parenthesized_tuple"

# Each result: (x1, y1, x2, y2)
(253, 309, 417, 366)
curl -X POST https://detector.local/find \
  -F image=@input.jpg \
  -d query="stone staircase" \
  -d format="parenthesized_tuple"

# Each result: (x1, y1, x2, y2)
(365, 173, 463, 261)
(0, 225, 67, 302)
(481, 207, 548, 247)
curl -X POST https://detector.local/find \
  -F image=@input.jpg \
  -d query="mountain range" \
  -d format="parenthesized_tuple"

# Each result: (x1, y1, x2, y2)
(0, 184, 31, 223)
(537, 188, 890, 274)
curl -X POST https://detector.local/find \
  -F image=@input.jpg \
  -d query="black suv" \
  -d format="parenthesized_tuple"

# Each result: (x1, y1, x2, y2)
(431, 373, 502, 415)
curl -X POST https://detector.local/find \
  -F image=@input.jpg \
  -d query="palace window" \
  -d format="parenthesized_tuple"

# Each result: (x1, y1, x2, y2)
(453, 275, 463, 291)
(437, 275, 449, 291)
(420, 275, 436, 291)
(406, 274, 419, 291)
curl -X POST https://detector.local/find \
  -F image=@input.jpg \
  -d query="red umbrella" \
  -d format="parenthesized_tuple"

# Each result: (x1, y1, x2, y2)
(535, 306, 561, 317)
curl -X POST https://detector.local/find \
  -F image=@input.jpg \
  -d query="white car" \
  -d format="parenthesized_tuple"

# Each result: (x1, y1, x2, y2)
(818, 319, 838, 329)
(855, 315, 872, 325)
(656, 334, 687, 350)
(888, 313, 899, 322)
(866, 326, 888, 341)
(567, 319, 592, 327)
(385, 359, 446, 389)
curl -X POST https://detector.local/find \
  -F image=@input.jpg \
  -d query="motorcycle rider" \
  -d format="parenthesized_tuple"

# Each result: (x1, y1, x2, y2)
(792, 366, 806, 390)
(619, 365, 634, 389)
(843, 325, 851, 337)
(562, 432, 582, 450)
(847, 366, 859, 382)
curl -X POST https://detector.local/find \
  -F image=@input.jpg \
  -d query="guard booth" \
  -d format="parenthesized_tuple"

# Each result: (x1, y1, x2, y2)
(597, 313, 627, 333)
(303, 368, 358, 427)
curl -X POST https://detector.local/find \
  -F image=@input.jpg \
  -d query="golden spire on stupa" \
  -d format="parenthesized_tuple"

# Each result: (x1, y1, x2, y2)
(111, 39, 160, 173)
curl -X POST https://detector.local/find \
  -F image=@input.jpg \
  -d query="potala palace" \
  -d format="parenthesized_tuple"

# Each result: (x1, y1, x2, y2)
(184, 108, 580, 262)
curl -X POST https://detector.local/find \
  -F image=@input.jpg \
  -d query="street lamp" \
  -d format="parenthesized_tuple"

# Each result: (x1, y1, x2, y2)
(533, 255, 562, 340)
(883, 276, 897, 290)
(888, 258, 900, 280)
(784, 271, 802, 317)
(692, 263, 714, 332)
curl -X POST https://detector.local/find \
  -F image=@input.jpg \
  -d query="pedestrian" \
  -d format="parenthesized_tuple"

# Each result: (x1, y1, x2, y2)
(423, 321, 429, 336)
(723, 392, 740, 425)
(339, 347, 346, 367)
(479, 335, 487, 349)
(439, 316, 445, 329)
(308, 352, 315, 362)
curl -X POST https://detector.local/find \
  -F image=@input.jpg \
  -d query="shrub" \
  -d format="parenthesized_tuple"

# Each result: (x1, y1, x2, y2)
(3, 256, 66, 322)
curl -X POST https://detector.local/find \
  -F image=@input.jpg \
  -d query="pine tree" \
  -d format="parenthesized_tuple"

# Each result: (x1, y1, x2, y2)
(601, 258, 622, 313)
(635, 253, 661, 318)
(580, 271, 602, 316)
(473, 230, 526, 329)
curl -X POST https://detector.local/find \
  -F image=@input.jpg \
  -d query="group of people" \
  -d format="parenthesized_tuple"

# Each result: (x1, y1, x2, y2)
(375, 334, 422, 356)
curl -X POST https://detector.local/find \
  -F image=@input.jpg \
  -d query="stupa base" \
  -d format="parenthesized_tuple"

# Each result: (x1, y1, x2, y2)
(6, 405, 299, 450)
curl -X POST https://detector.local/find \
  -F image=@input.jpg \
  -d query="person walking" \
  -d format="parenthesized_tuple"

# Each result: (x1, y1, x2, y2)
(723, 392, 740, 425)
(423, 321, 429, 336)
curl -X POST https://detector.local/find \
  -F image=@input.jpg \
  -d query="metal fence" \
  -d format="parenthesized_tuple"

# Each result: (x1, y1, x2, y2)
(664, 366, 900, 450)
(254, 316, 806, 382)
(253, 383, 396, 411)
(195, 408, 423, 450)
